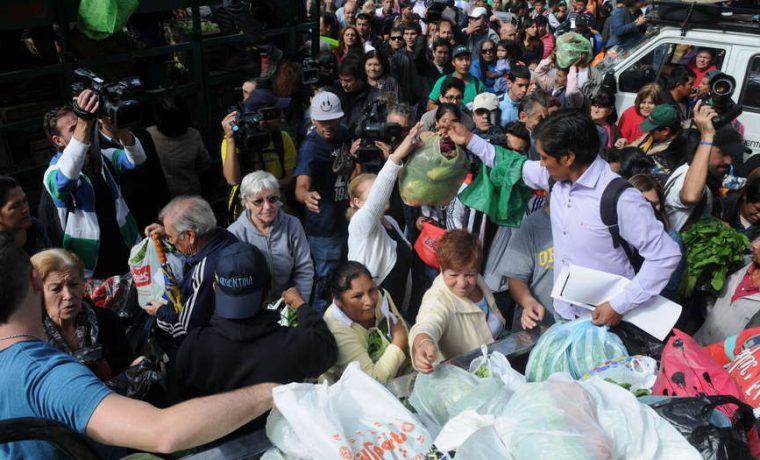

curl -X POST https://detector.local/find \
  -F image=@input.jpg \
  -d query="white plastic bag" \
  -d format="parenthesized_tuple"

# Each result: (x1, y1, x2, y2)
(468, 345, 526, 390)
(434, 410, 495, 452)
(128, 236, 184, 309)
(268, 362, 432, 460)
(576, 376, 701, 460)
(455, 424, 512, 459)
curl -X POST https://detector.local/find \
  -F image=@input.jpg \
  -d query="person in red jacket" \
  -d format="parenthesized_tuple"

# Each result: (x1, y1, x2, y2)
(617, 83, 664, 146)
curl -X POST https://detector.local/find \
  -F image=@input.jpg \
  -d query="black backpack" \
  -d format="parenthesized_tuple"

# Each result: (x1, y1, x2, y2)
(549, 176, 643, 272)
(600, 177, 644, 273)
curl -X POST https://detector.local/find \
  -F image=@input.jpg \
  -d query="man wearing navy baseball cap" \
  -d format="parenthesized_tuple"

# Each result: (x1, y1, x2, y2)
(175, 242, 337, 432)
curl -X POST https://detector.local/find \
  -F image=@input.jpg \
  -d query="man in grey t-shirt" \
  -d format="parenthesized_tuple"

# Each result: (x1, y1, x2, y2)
(502, 207, 556, 330)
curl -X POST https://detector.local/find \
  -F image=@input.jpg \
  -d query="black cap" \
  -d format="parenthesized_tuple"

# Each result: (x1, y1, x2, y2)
(243, 89, 291, 112)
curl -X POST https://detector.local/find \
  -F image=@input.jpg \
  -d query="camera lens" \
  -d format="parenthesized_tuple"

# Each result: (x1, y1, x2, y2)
(711, 77, 734, 96)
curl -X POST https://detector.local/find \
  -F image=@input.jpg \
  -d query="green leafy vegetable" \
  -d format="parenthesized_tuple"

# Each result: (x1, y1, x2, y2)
(473, 365, 491, 378)
(367, 328, 389, 363)
(681, 218, 750, 296)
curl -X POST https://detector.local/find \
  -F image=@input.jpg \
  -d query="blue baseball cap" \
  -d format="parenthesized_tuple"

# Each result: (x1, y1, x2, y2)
(214, 242, 271, 319)
(243, 88, 291, 112)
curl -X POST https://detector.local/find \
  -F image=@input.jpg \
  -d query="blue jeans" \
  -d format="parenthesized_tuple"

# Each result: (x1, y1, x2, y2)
(308, 233, 347, 313)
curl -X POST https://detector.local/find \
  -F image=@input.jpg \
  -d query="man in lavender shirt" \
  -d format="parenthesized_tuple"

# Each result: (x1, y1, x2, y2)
(448, 111, 681, 326)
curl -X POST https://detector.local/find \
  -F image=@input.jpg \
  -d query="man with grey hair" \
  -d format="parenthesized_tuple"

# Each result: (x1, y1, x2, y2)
(144, 196, 239, 339)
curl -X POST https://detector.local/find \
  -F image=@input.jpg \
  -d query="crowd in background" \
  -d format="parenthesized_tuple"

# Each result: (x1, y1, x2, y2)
(1, 0, 759, 456)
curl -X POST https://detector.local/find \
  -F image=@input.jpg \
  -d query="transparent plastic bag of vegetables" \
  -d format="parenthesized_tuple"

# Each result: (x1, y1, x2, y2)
(581, 355, 658, 396)
(267, 298, 299, 328)
(398, 133, 469, 207)
(525, 319, 628, 382)
(409, 364, 479, 434)
(468, 344, 526, 391)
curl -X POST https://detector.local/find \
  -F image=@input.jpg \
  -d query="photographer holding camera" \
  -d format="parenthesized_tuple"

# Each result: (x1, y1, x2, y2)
(351, 102, 413, 173)
(662, 100, 742, 232)
(221, 88, 295, 221)
(41, 87, 146, 279)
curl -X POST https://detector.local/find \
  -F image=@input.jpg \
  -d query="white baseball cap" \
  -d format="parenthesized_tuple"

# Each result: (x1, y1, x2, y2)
(469, 6, 488, 18)
(310, 91, 344, 121)
(472, 92, 500, 112)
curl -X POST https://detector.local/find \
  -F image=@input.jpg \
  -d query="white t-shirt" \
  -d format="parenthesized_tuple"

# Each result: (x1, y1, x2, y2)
(664, 163, 713, 232)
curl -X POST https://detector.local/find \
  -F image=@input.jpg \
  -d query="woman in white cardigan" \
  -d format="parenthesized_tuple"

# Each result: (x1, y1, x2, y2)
(346, 122, 423, 319)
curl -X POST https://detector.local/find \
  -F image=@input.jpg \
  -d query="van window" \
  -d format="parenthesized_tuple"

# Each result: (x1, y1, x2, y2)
(619, 43, 725, 94)
(740, 55, 760, 111)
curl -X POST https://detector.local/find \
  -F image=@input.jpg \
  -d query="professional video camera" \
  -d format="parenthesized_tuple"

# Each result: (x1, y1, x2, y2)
(302, 54, 337, 85)
(702, 72, 743, 130)
(352, 100, 403, 164)
(229, 106, 281, 150)
(71, 68, 142, 129)
(425, 0, 456, 23)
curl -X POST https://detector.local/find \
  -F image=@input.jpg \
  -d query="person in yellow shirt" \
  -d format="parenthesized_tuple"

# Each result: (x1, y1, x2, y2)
(220, 88, 297, 221)
(322, 261, 410, 384)
(410, 230, 506, 373)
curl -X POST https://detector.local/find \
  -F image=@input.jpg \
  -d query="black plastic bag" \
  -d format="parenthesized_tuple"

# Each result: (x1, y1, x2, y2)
(647, 395, 755, 460)
(106, 358, 162, 400)
(609, 321, 665, 360)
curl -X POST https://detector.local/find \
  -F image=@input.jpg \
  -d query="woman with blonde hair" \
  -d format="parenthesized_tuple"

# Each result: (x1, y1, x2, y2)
(31, 249, 133, 381)
(346, 122, 423, 319)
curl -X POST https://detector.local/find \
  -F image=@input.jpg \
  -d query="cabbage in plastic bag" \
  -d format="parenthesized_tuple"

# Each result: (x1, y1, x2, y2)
(408, 364, 478, 433)
(496, 380, 614, 459)
(398, 134, 469, 207)
(525, 319, 628, 382)
(555, 32, 593, 68)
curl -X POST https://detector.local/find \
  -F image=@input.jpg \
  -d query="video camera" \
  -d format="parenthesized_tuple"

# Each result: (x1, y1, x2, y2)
(229, 106, 281, 150)
(701, 72, 743, 130)
(302, 55, 337, 85)
(352, 100, 404, 164)
(71, 68, 142, 129)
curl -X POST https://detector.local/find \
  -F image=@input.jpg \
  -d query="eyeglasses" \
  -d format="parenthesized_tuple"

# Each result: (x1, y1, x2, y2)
(248, 195, 281, 207)
(441, 94, 463, 102)
(390, 36, 403, 41)
(481, 48, 495, 54)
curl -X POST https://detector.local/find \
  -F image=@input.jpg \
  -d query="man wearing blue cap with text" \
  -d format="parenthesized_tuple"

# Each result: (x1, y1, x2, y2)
(175, 242, 337, 432)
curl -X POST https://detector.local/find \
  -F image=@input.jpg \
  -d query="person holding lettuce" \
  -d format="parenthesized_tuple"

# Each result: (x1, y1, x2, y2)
(410, 230, 506, 373)
(443, 112, 680, 332)
(323, 261, 410, 384)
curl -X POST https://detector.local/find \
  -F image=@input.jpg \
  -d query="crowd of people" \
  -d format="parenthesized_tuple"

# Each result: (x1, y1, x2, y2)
(0, 0, 757, 457)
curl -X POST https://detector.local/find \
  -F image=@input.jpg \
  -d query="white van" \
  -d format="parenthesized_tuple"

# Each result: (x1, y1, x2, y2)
(604, 12, 760, 157)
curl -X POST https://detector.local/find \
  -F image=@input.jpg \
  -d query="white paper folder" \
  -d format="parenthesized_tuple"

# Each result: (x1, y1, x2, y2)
(551, 264, 681, 341)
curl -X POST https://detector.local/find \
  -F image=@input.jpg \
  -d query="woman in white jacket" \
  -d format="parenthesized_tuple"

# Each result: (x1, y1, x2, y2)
(346, 122, 423, 319)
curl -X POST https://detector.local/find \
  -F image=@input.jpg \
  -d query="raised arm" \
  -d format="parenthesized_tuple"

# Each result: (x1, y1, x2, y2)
(679, 101, 717, 206)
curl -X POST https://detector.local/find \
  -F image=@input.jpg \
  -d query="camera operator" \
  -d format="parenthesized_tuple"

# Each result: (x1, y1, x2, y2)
(221, 88, 295, 221)
(471, 92, 507, 148)
(350, 103, 413, 230)
(41, 89, 146, 279)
